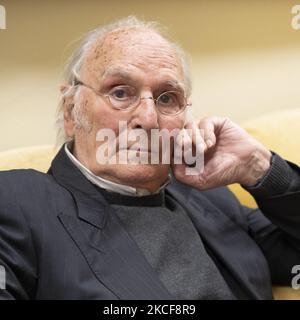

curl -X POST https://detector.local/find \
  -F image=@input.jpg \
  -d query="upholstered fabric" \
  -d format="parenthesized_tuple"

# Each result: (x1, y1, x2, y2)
(228, 108, 300, 300)
(0, 108, 299, 299)
(0, 145, 57, 172)
(229, 108, 300, 209)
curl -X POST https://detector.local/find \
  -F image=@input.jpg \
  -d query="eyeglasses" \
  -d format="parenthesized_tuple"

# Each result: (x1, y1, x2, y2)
(73, 78, 191, 116)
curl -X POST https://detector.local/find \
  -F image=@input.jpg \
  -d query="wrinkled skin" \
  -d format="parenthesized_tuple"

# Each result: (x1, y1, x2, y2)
(62, 27, 271, 192)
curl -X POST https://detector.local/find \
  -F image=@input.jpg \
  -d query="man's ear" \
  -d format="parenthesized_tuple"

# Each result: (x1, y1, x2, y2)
(61, 84, 76, 138)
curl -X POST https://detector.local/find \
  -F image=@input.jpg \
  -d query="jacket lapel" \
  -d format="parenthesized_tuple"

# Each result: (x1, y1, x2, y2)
(49, 147, 173, 300)
(166, 181, 273, 300)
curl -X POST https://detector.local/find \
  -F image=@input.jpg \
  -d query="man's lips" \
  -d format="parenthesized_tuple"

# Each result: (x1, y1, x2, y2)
(118, 148, 153, 154)
(117, 146, 158, 153)
(128, 147, 150, 152)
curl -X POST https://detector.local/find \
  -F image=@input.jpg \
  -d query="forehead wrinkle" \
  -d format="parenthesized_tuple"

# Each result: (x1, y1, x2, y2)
(101, 67, 134, 81)
(128, 43, 179, 65)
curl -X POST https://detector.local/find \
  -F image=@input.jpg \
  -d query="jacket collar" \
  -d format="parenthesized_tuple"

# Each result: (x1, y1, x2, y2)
(49, 145, 109, 229)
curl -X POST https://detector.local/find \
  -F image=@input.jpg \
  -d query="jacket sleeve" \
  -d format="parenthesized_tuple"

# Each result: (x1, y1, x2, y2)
(241, 153, 300, 286)
(0, 171, 38, 300)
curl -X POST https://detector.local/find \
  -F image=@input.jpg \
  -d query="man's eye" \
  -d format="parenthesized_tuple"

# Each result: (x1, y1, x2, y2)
(160, 94, 171, 104)
(158, 92, 176, 105)
(112, 89, 127, 99)
(109, 86, 134, 100)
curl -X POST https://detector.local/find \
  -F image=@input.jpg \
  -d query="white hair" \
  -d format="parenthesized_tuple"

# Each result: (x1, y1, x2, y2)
(55, 16, 192, 146)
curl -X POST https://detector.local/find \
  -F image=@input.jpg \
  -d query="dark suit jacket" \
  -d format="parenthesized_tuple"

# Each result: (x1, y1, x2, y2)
(0, 147, 299, 300)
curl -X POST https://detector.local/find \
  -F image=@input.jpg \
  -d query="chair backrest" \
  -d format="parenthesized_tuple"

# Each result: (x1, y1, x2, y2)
(229, 108, 300, 208)
(228, 108, 300, 300)
(0, 145, 57, 172)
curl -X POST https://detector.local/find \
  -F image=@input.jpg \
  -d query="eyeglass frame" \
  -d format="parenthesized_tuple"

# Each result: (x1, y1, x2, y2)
(72, 77, 192, 116)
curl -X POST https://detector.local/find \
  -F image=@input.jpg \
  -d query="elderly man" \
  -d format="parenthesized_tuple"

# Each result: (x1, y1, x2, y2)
(0, 17, 300, 300)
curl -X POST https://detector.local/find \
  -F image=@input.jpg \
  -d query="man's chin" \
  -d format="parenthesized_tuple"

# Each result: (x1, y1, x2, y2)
(104, 163, 170, 188)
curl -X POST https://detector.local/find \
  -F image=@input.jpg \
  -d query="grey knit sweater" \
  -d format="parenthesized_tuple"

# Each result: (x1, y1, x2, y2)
(100, 189, 235, 300)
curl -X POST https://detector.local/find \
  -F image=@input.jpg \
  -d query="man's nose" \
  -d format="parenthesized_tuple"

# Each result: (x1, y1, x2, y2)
(131, 96, 159, 130)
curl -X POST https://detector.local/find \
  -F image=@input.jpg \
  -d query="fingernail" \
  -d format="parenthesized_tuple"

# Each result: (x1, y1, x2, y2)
(206, 139, 213, 148)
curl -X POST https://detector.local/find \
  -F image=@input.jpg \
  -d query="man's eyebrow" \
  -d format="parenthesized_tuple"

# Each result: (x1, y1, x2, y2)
(101, 68, 133, 81)
(164, 79, 185, 93)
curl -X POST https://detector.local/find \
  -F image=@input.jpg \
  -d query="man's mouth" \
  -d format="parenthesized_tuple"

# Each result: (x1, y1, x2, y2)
(128, 147, 150, 153)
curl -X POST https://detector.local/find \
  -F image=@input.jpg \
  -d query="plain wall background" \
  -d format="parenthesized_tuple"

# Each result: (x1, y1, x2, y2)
(0, 0, 299, 151)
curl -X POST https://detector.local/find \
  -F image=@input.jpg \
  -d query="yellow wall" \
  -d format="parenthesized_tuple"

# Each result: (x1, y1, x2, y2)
(0, 0, 300, 151)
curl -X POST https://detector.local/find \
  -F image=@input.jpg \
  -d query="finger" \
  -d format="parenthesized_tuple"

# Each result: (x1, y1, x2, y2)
(184, 121, 207, 153)
(198, 116, 226, 148)
(173, 129, 187, 164)
(174, 128, 194, 166)
(182, 128, 193, 157)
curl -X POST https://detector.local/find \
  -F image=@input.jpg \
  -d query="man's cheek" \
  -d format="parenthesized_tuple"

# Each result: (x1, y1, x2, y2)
(93, 108, 122, 132)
